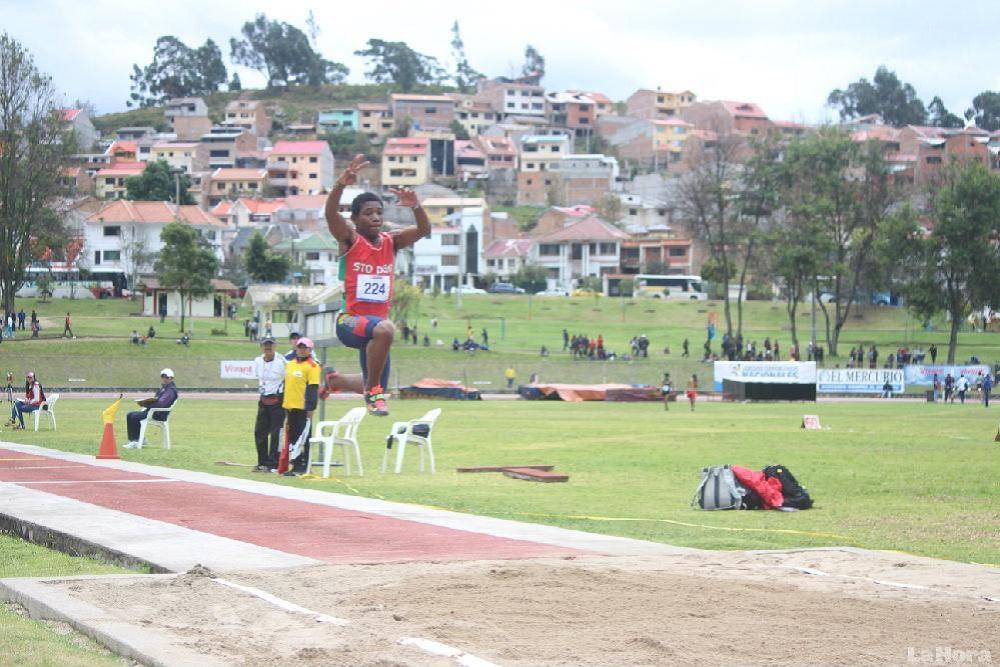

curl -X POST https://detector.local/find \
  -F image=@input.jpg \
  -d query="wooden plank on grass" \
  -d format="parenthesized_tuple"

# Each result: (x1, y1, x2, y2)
(501, 467, 569, 483)
(456, 465, 554, 473)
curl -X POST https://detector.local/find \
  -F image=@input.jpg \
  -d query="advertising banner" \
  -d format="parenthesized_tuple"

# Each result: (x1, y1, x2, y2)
(220, 360, 256, 380)
(713, 361, 816, 390)
(903, 364, 991, 386)
(816, 368, 904, 393)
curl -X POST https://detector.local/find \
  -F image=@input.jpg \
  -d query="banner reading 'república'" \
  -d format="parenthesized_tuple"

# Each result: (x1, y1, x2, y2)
(817, 368, 904, 393)
(713, 361, 816, 391)
(903, 364, 991, 386)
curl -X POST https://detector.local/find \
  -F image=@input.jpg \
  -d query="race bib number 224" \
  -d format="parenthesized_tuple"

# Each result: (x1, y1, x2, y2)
(356, 274, 389, 302)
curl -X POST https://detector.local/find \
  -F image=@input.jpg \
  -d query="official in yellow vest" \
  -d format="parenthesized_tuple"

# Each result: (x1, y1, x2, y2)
(282, 337, 321, 474)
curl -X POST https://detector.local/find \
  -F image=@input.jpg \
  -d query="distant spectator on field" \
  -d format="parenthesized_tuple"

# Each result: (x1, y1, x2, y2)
(30, 320, 39, 338)
(130, 330, 140, 345)
(147, 326, 156, 339)
(17, 308, 25, 331)
(929, 343, 938, 364)
(63, 312, 74, 338)
(505, 366, 516, 389)
(176, 333, 190, 347)
(983, 372, 993, 408)
(955, 375, 969, 404)
(881, 380, 894, 399)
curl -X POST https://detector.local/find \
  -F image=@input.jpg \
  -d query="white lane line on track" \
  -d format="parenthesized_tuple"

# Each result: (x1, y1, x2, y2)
(211, 577, 349, 625)
(11, 479, 180, 485)
(398, 637, 500, 667)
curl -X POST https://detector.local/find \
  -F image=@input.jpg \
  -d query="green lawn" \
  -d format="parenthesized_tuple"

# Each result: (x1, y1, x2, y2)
(4, 296, 998, 390)
(7, 397, 998, 565)
(0, 533, 134, 666)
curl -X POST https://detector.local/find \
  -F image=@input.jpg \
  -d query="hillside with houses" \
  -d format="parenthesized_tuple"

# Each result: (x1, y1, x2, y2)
(54, 74, 1000, 303)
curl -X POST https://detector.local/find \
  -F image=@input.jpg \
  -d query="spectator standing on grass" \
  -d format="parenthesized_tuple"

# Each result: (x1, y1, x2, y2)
(682, 338, 689, 358)
(482, 328, 489, 347)
(252, 337, 286, 472)
(944, 373, 955, 403)
(661, 372, 672, 411)
(932, 374, 941, 403)
(982, 372, 992, 408)
(123, 369, 178, 449)
(505, 366, 516, 389)
(30, 310, 37, 328)
(17, 308, 25, 331)
(686, 374, 698, 411)
(956, 375, 969, 404)
(30, 320, 39, 338)
(62, 312, 73, 338)
(159, 304, 166, 323)
(929, 343, 938, 364)
(562, 328, 569, 351)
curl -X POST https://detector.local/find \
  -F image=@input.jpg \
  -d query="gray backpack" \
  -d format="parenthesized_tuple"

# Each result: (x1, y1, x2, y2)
(692, 465, 745, 510)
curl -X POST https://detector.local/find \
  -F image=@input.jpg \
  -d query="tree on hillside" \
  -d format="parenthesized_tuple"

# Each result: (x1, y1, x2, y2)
(827, 66, 927, 126)
(777, 128, 903, 357)
(230, 14, 349, 88)
(927, 96, 964, 128)
(449, 119, 470, 140)
(674, 133, 759, 340)
(155, 222, 220, 332)
(450, 21, 482, 93)
(326, 130, 372, 161)
(243, 231, 291, 283)
(0, 33, 73, 314)
(128, 36, 227, 108)
(125, 160, 194, 204)
(354, 39, 446, 92)
(965, 91, 1000, 131)
(229, 72, 242, 92)
(893, 162, 1000, 364)
(522, 45, 545, 80)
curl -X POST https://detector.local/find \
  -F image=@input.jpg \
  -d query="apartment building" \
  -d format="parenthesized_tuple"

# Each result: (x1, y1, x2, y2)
(448, 93, 499, 136)
(164, 97, 212, 141)
(382, 137, 430, 187)
(266, 140, 335, 196)
(680, 100, 771, 136)
(476, 81, 546, 120)
(223, 100, 272, 137)
(545, 91, 597, 136)
(897, 125, 991, 185)
(625, 89, 696, 121)
(357, 102, 394, 142)
(95, 162, 146, 200)
(389, 94, 456, 131)
(200, 127, 258, 169)
(516, 134, 572, 205)
(318, 108, 358, 134)
(548, 154, 619, 206)
(149, 142, 209, 174)
(610, 118, 693, 168)
(207, 168, 267, 206)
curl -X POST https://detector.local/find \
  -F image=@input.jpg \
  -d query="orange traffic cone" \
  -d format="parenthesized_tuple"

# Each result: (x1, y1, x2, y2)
(96, 421, 119, 459)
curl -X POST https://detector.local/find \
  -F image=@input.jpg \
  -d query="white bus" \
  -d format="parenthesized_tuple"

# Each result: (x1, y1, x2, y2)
(633, 274, 708, 300)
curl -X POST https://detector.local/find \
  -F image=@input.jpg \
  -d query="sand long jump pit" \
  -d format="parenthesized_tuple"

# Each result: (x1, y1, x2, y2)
(5, 548, 998, 666)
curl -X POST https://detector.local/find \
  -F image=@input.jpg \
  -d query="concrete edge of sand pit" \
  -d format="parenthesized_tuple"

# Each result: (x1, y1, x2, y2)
(0, 575, 229, 667)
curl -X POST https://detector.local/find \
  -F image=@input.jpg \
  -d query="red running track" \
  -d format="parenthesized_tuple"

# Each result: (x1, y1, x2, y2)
(0, 449, 587, 563)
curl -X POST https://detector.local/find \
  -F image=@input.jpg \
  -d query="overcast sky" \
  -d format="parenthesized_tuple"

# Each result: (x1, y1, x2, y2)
(4, 0, 1000, 123)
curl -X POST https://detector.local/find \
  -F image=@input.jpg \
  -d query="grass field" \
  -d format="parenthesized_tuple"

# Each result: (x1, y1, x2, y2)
(6, 396, 998, 566)
(4, 296, 999, 390)
(0, 533, 135, 666)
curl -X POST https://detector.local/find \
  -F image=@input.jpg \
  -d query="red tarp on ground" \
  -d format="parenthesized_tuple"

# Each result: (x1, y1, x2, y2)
(399, 378, 481, 400)
(527, 383, 636, 402)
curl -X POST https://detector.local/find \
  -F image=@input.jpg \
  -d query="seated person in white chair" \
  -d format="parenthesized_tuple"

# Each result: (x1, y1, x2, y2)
(7, 371, 45, 430)
(124, 368, 179, 449)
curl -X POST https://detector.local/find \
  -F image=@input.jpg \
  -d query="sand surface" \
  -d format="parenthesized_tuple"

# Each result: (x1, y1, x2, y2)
(40, 547, 1000, 666)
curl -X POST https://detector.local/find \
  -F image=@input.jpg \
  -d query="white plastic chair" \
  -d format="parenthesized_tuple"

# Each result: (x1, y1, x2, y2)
(307, 407, 366, 477)
(33, 393, 59, 432)
(382, 408, 442, 474)
(137, 398, 178, 449)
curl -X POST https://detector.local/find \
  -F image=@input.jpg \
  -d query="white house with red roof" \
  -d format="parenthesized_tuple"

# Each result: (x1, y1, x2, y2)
(82, 200, 232, 310)
(530, 214, 629, 289)
(211, 198, 288, 228)
(266, 140, 334, 196)
(483, 238, 533, 278)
